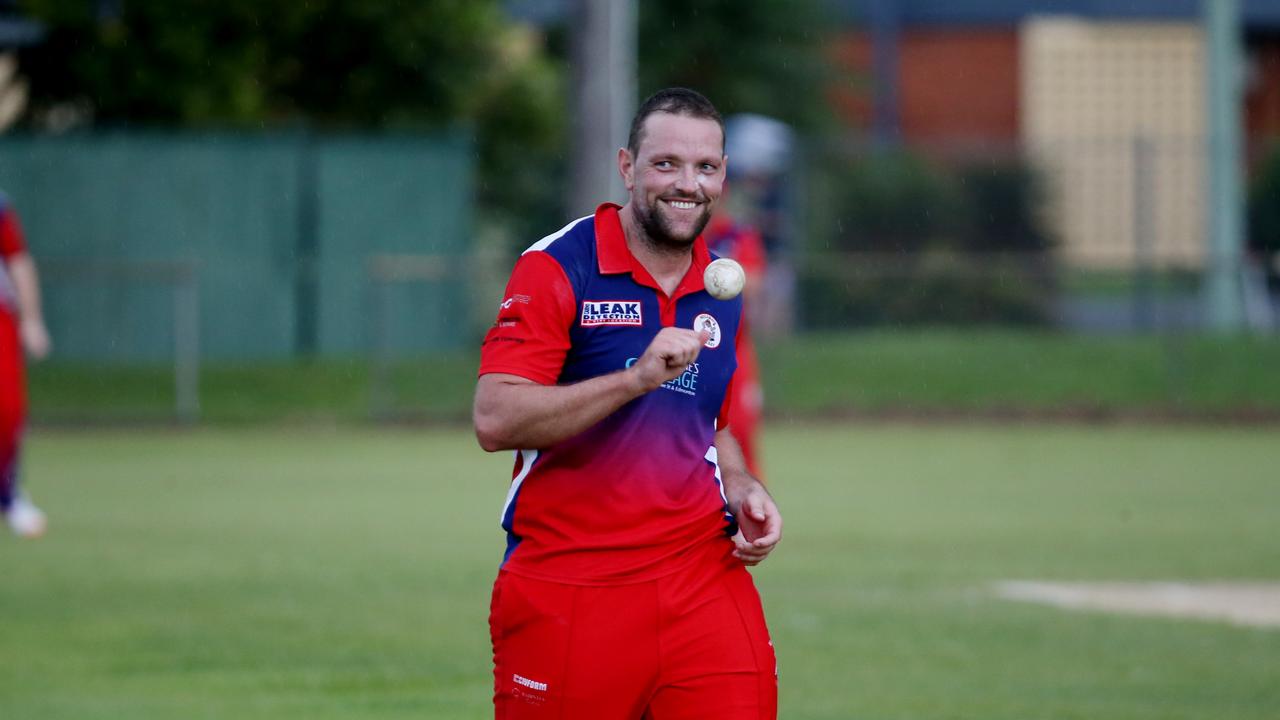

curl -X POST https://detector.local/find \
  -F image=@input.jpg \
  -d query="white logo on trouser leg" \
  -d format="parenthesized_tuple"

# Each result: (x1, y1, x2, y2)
(513, 673, 548, 692)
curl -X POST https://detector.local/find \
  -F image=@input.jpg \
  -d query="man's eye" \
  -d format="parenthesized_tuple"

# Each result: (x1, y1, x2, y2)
(655, 161, 673, 169)
(701, 164, 718, 172)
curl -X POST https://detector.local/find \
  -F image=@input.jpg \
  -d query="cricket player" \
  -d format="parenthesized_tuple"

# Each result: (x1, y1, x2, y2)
(703, 207, 767, 477)
(474, 88, 782, 719)
(0, 192, 49, 538)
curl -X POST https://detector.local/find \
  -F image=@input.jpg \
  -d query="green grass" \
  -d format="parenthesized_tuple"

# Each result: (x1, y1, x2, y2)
(758, 330, 1280, 415)
(1, 425, 1277, 719)
(28, 353, 480, 424)
(27, 331, 1280, 425)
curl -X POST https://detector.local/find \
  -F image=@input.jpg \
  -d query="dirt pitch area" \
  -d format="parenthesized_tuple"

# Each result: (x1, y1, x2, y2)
(994, 581, 1280, 628)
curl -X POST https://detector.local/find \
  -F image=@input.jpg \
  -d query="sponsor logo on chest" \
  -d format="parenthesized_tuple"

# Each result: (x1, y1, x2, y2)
(580, 299, 643, 326)
(626, 358, 700, 396)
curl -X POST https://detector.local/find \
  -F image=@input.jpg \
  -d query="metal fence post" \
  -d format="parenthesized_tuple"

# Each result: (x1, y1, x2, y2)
(173, 262, 200, 425)
(1133, 135, 1156, 332)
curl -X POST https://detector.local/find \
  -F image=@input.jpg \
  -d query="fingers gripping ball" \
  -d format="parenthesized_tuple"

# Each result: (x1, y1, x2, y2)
(703, 258, 746, 301)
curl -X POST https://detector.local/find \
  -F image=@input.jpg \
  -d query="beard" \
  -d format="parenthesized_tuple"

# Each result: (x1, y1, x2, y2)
(634, 194, 712, 250)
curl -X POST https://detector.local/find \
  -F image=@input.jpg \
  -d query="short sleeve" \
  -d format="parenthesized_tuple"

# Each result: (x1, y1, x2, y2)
(478, 251, 577, 385)
(0, 206, 26, 259)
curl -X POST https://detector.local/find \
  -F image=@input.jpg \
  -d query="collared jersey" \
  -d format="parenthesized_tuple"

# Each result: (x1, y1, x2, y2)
(478, 203, 742, 584)
(0, 193, 27, 312)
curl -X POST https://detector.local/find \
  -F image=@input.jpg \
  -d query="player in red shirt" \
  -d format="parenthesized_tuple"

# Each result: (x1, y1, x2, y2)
(0, 192, 50, 538)
(474, 89, 782, 719)
(703, 206, 767, 477)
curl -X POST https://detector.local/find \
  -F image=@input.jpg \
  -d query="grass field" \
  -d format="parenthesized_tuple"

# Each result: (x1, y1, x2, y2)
(27, 330, 1280, 424)
(2, 424, 1278, 719)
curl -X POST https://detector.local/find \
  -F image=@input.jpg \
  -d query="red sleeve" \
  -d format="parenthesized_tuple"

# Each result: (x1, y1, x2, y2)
(478, 251, 576, 385)
(0, 207, 26, 259)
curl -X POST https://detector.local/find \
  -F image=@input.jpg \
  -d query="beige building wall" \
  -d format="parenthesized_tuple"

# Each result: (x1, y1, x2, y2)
(1021, 18, 1205, 269)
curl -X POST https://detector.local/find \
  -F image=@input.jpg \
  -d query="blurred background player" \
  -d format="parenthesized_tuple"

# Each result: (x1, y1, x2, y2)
(721, 113, 795, 340)
(703, 194, 767, 477)
(704, 113, 794, 479)
(0, 190, 50, 538)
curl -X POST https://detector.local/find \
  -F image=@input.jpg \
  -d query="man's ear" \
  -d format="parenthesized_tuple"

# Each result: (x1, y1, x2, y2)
(618, 147, 635, 191)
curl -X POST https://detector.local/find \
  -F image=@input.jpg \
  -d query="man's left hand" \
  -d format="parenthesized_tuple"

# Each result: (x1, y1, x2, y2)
(731, 482, 782, 566)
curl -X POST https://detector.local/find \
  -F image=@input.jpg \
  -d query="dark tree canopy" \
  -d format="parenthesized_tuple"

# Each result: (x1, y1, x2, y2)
(637, 0, 835, 132)
(19, 0, 511, 129)
(13, 1, 835, 241)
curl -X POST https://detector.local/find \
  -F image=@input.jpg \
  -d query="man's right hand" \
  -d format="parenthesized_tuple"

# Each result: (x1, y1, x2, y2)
(628, 327, 711, 392)
(475, 326, 710, 451)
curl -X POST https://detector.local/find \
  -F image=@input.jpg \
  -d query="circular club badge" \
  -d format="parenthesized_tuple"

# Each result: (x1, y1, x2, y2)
(693, 313, 721, 349)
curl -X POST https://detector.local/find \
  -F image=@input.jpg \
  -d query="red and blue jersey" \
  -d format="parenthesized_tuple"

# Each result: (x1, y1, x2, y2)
(0, 193, 27, 313)
(478, 203, 742, 584)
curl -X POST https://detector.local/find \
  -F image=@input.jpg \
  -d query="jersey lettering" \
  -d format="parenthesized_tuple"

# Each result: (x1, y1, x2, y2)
(580, 300, 643, 326)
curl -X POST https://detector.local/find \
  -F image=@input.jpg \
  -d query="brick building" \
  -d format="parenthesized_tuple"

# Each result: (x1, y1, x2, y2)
(831, 0, 1280, 268)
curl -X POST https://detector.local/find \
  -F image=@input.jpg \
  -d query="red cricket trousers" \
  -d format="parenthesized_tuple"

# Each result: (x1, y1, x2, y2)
(489, 541, 777, 720)
(0, 308, 26, 508)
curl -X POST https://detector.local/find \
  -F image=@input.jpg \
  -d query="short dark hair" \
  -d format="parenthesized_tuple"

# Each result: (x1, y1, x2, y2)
(626, 87, 724, 157)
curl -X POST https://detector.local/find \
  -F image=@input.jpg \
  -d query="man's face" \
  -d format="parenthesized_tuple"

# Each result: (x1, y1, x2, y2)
(621, 112, 726, 248)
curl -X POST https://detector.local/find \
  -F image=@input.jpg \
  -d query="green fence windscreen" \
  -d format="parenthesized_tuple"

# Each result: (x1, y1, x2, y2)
(0, 131, 473, 361)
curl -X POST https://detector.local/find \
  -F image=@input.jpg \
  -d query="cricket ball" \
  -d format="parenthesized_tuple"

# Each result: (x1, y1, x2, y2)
(703, 258, 746, 301)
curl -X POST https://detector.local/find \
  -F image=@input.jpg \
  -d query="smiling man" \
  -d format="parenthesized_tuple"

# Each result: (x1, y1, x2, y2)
(474, 88, 782, 719)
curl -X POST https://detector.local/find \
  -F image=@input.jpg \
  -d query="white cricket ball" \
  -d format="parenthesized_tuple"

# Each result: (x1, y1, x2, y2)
(703, 258, 746, 301)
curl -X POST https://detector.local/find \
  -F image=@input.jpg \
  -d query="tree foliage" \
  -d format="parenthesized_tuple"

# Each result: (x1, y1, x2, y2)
(1248, 145, 1280, 287)
(637, 0, 835, 132)
(13, 1, 836, 241)
(19, 0, 520, 129)
(17, 0, 567, 245)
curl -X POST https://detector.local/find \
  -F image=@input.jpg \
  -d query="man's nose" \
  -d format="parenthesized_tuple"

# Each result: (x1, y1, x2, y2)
(673, 166, 698, 194)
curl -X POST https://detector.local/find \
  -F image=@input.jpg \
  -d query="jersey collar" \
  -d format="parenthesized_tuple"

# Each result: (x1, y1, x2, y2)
(594, 202, 712, 298)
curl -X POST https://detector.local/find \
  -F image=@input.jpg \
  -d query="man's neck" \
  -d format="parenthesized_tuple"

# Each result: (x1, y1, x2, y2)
(618, 204, 693, 297)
